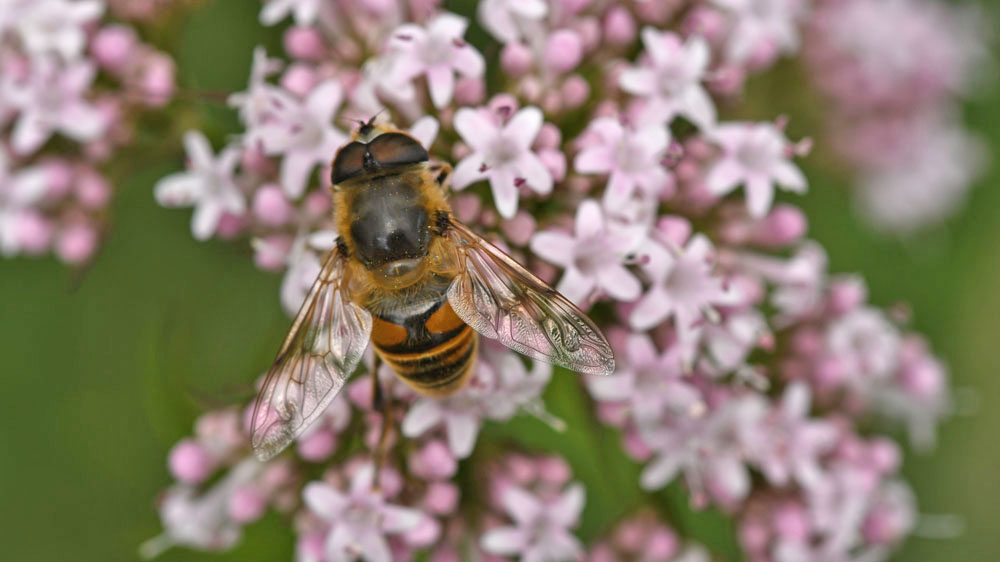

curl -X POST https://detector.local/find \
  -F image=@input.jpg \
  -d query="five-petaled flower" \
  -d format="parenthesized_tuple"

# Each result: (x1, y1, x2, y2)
(706, 121, 807, 218)
(154, 131, 245, 241)
(303, 464, 424, 562)
(481, 482, 586, 562)
(574, 116, 673, 208)
(452, 105, 553, 219)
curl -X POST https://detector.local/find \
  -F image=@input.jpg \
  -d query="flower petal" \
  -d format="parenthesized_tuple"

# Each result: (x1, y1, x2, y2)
(427, 65, 455, 109)
(303, 482, 347, 521)
(504, 106, 543, 149)
(530, 231, 576, 268)
(454, 108, 497, 152)
(401, 400, 442, 437)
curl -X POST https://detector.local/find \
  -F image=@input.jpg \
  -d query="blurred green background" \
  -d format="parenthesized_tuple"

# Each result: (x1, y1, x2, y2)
(0, 1, 997, 560)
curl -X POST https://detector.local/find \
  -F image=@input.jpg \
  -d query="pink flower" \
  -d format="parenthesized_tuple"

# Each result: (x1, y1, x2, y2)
(6, 58, 106, 155)
(706, 121, 807, 218)
(303, 465, 424, 562)
(530, 199, 642, 305)
(587, 333, 701, 425)
(245, 79, 347, 198)
(0, 156, 49, 256)
(9, 0, 104, 61)
(154, 131, 245, 241)
(452, 106, 552, 219)
(401, 342, 552, 458)
(386, 13, 485, 108)
(825, 307, 900, 381)
(711, 0, 804, 63)
(481, 482, 585, 562)
(476, 0, 548, 44)
(630, 235, 738, 338)
(259, 0, 323, 26)
(620, 29, 716, 129)
(574, 117, 673, 208)
(742, 383, 838, 490)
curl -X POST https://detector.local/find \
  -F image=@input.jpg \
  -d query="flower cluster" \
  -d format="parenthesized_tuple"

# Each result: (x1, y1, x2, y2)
(147, 0, 959, 560)
(0, 0, 175, 264)
(801, 0, 989, 233)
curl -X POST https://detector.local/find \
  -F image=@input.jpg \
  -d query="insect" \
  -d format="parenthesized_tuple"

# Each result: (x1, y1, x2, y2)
(250, 117, 615, 461)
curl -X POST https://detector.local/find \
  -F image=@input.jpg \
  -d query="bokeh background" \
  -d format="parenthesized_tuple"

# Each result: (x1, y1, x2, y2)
(0, 1, 997, 560)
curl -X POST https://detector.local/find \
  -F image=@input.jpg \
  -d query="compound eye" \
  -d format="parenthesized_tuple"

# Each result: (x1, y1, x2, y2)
(367, 132, 429, 167)
(331, 141, 366, 184)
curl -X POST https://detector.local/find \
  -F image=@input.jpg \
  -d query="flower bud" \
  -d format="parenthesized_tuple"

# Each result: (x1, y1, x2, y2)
(543, 30, 584, 73)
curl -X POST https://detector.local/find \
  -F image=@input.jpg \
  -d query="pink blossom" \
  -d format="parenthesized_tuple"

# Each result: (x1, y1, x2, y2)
(706, 121, 806, 218)
(6, 58, 106, 155)
(531, 199, 642, 305)
(245, 79, 347, 198)
(587, 332, 701, 425)
(620, 29, 716, 129)
(8, 0, 104, 61)
(386, 13, 485, 108)
(711, 0, 804, 63)
(742, 383, 838, 490)
(303, 465, 424, 562)
(477, 0, 548, 44)
(259, 0, 323, 26)
(0, 157, 48, 256)
(452, 106, 552, 218)
(630, 234, 737, 338)
(574, 116, 673, 208)
(825, 307, 900, 382)
(481, 483, 585, 562)
(154, 131, 245, 241)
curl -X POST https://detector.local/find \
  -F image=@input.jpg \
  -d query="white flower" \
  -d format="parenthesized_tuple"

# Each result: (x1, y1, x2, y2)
(259, 0, 323, 26)
(574, 117, 673, 208)
(452, 106, 552, 219)
(8, 0, 104, 60)
(5, 58, 106, 156)
(303, 465, 424, 562)
(0, 154, 49, 256)
(155, 131, 245, 241)
(385, 13, 485, 108)
(481, 482, 585, 562)
(620, 29, 716, 129)
(706, 121, 807, 218)
(476, 0, 548, 44)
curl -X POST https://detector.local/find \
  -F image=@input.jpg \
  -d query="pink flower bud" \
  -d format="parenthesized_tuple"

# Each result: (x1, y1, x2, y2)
(646, 527, 678, 559)
(76, 171, 112, 209)
(500, 211, 537, 246)
(753, 204, 807, 247)
(91, 25, 137, 71)
(739, 520, 770, 552)
(655, 215, 692, 247)
(814, 356, 847, 389)
(828, 277, 867, 315)
(253, 235, 292, 271)
(684, 7, 727, 43)
(614, 518, 647, 551)
(604, 6, 637, 45)
(869, 438, 901, 474)
(500, 43, 533, 77)
(44, 160, 74, 200)
(281, 64, 318, 97)
(862, 505, 907, 545)
(215, 212, 246, 239)
(228, 486, 267, 523)
(535, 123, 562, 150)
(573, 17, 602, 52)
(377, 466, 405, 497)
(56, 223, 98, 264)
(168, 439, 214, 484)
(560, 74, 590, 109)
(708, 64, 746, 97)
(900, 358, 944, 399)
(623, 427, 652, 460)
(241, 145, 274, 175)
(507, 454, 537, 483)
(556, 0, 590, 16)
(454, 77, 486, 105)
(411, 440, 458, 480)
(284, 26, 327, 61)
(774, 503, 810, 541)
(452, 193, 482, 223)
(298, 426, 336, 461)
(424, 481, 460, 514)
(544, 30, 584, 73)
(304, 189, 332, 218)
(136, 52, 175, 107)
(488, 94, 520, 120)
(536, 456, 571, 485)
(403, 516, 440, 547)
(297, 532, 325, 561)
(538, 148, 566, 182)
(746, 38, 780, 71)
(16, 212, 52, 254)
(253, 185, 294, 226)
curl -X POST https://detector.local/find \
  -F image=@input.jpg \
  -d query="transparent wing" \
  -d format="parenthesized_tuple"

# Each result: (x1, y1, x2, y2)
(444, 218, 615, 376)
(250, 249, 372, 461)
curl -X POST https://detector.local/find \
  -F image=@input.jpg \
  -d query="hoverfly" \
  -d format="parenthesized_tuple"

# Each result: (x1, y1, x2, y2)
(250, 117, 615, 461)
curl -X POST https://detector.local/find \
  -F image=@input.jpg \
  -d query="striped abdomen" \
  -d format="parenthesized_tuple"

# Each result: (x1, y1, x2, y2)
(369, 286, 478, 396)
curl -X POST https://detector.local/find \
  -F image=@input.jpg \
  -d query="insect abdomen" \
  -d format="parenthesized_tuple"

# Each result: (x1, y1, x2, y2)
(370, 298, 478, 396)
